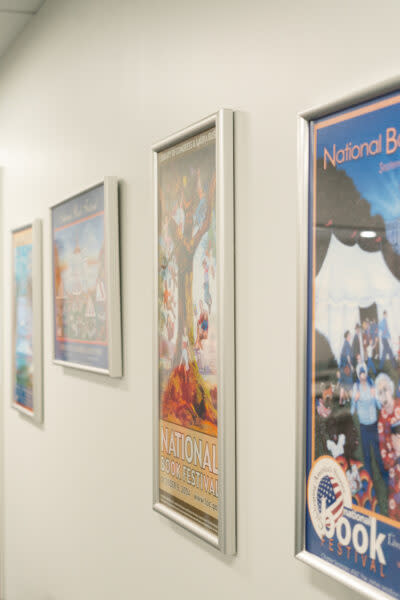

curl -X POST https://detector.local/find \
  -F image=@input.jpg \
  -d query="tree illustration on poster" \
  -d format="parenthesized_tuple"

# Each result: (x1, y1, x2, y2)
(154, 111, 235, 553)
(158, 135, 217, 431)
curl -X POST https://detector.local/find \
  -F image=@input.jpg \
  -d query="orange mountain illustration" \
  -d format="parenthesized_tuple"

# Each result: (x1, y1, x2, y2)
(162, 362, 217, 434)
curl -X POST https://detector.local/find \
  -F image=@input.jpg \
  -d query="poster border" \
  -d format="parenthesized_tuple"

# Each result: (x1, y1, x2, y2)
(152, 109, 236, 555)
(11, 220, 43, 424)
(50, 178, 122, 378)
(296, 76, 400, 600)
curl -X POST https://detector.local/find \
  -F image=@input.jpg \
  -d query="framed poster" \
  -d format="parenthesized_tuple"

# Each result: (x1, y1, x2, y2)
(11, 220, 43, 423)
(153, 110, 236, 553)
(297, 78, 400, 599)
(51, 178, 122, 377)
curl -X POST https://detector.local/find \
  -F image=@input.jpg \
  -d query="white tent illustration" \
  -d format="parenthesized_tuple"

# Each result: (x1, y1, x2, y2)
(315, 234, 400, 364)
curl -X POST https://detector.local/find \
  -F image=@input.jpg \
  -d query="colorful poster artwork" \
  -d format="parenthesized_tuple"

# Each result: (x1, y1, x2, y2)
(158, 128, 218, 535)
(52, 185, 108, 370)
(13, 227, 33, 411)
(306, 92, 400, 598)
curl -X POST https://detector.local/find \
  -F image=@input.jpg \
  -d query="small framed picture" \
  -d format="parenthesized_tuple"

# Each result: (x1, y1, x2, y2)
(51, 178, 122, 377)
(297, 78, 400, 600)
(153, 110, 236, 554)
(11, 220, 43, 423)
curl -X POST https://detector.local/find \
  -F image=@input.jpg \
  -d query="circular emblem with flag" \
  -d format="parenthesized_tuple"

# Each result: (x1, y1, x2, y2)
(317, 474, 344, 529)
(308, 456, 352, 539)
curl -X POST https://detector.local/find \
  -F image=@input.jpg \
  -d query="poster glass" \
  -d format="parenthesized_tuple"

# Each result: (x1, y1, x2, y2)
(12, 225, 34, 412)
(305, 89, 400, 599)
(52, 184, 109, 371)
(157, 128, 219, 536)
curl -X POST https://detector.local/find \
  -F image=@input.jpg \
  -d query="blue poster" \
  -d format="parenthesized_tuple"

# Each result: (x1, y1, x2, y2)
(13, 227, 33, 411)
(306, 90, 400, 598)
(52, 184, 108, 370)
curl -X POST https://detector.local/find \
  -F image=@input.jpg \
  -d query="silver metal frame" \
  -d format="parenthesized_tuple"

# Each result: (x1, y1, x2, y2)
(296, 76, 400, 600)
(152, 109, 236, 554)
(11, 220, 43, 424)
(50, 178, 122, 377)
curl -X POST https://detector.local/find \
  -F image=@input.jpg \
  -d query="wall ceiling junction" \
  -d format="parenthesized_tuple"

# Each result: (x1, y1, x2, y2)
(0, 0, 44, 59)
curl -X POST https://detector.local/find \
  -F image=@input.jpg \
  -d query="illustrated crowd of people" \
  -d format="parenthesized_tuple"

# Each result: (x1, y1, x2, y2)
(317, 310, 400, 521)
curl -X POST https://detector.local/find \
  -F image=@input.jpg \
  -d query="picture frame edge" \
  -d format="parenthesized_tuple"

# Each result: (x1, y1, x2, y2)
(104, 176, 123, 378)
(152, 109, 236, 554)
(50, 178, 122, 377)
(296, 78, 400, 599)
(10, 220, 43, 424)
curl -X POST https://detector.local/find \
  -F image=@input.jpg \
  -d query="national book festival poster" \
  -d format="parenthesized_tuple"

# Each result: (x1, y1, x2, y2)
(307, 91, 400, 599)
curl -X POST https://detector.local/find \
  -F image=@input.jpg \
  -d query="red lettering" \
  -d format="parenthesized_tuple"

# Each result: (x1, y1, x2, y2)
(370, 559, 376, 573)
(362, 554, 368, 568)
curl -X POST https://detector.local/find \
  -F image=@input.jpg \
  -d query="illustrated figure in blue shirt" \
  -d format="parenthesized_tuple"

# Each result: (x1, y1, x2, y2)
(370, 318, 379, 359)
(379, 310, 397, 370)
(339, 330, 353, 404)
(366, 339, 377, 376)
(351, 366, 388, 487)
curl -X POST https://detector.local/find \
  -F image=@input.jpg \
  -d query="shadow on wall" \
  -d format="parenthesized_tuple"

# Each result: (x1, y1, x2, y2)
(154, 511, 235, 567)
(0, 166, 3, 392)
(0, 166, 3, 600)
(310, 568, 365, 600)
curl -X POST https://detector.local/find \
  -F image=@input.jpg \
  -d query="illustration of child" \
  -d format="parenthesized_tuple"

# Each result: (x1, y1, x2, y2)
(180, 328, 190, 375)
(163, 280, 176, 318)
(195, 300, 209, 350)
(203, 257, 212, 314)
(346, 464, 362, 496)
(355, 354, 368, 382)
(316, 382, 333, 418)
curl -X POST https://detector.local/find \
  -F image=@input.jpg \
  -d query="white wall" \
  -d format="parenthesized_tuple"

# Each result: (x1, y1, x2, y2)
(0, 0, 398, 598)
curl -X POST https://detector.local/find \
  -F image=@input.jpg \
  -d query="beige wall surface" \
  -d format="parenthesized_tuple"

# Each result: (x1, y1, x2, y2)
(0, 0, 398, 598)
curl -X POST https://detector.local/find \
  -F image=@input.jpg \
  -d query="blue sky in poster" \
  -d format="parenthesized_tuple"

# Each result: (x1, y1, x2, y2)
(15, 243, 32, 357)
(55, 215, 104, 294)
(316, 95, 400, 222)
